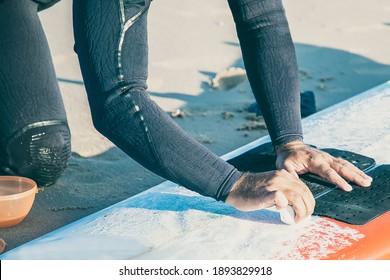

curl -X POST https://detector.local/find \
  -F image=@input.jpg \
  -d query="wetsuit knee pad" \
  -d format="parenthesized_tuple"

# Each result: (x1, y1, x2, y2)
(0, 121, 71, 186)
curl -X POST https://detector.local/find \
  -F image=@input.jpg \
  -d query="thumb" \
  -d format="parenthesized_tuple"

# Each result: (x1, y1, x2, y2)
(285, 166, 299, 179)
(277, 160, 299, 179)
(273, 191, 289, 210)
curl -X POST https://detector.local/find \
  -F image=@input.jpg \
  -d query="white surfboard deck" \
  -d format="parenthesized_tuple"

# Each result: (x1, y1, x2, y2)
(1, 81, 390, 260)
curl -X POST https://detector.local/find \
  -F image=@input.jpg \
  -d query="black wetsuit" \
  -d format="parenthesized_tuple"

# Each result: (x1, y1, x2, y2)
(0, 0, 71, 186)
(0, 0, 302, 200)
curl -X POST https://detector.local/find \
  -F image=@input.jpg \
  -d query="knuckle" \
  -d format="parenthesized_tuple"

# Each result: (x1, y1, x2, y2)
(324, 168, 334, 177)
(275, 169, 289, 177)
(336, 158, 348, 166)
(336, 164, 345, 173)
(287, 192, 300, 203)
(308, 153, 319, 163)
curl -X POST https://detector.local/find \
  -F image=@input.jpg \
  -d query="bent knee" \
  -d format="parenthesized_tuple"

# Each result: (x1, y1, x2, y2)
(1, 121, 71, 186)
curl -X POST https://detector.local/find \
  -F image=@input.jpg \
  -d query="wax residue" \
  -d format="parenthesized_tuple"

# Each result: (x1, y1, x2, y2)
(80, 185, 364, 260)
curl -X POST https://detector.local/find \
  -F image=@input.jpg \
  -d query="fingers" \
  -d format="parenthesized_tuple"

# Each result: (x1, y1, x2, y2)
(265, 189, 313, 223)
(316, 165, 353, 191)
(303, 149, 372, 190)
(225, 171, 315, 223)
(272, 172, 315, 222)
(276, 142, 373, 191)
(311, 157, 373, 191)
(285, 185, 315, 223)
(333, 158, 373, 187)
(290, 196, 307, 222)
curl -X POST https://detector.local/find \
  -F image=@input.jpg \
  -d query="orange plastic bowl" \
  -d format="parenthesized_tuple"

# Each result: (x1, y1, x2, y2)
(0, 176, 38, 228)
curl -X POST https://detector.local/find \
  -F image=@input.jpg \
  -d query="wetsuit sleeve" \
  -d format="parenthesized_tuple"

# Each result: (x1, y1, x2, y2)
(72, 0, 242, 200)
(227, 0, 303, 147)
(32, 0, 61, 11)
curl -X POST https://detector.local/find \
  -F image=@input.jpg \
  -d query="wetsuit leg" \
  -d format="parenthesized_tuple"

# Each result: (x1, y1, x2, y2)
(72, 0, 242, 200)
(227, 0, 303, 147)
(0, 0, 71, 186)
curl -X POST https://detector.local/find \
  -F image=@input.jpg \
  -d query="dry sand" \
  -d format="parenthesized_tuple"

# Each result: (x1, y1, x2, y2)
(1, 0, 390, 253)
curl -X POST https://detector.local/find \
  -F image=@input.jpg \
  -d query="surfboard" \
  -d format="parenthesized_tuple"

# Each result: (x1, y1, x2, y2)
(1, 81, 390, 260)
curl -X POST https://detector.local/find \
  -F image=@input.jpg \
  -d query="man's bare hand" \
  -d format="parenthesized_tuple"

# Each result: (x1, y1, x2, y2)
(226, 170, 315, 223)
(275, 141, 373, 191)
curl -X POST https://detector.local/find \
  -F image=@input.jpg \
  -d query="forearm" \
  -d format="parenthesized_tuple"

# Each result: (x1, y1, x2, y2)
(227, 0, 303, 147)
(73, 0, 242, 200)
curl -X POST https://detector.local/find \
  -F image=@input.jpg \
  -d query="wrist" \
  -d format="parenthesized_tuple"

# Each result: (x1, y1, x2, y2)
(273, 134, 303, 150)
(275, 140, 305, 156)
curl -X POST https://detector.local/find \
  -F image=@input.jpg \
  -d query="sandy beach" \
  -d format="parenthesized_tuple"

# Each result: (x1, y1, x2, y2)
(1, 0, 390, 253)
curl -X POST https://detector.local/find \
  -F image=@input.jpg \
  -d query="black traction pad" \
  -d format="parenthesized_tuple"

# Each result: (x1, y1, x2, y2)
(227, 142, 390, 225)
(227, 142, 376, 197)
(314, 165, 390, 225)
